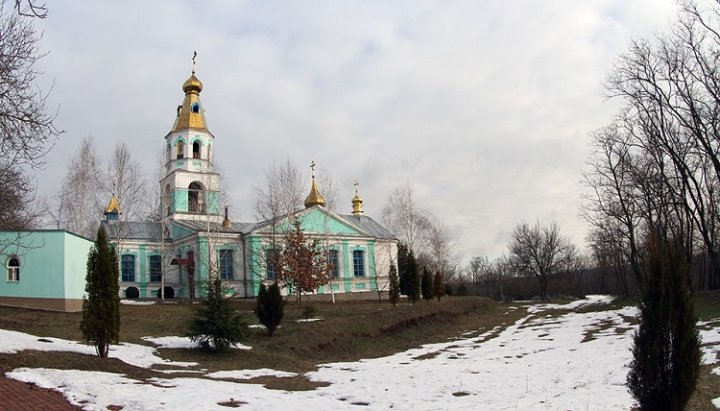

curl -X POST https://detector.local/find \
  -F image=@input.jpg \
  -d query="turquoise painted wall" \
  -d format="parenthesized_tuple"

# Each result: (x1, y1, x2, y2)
(272, 208, 361, 236)
(63, 232, 94, 299)
(0, 231, 92, 300)
(207, 192, 220, 214)
(173, 189, 188, 212)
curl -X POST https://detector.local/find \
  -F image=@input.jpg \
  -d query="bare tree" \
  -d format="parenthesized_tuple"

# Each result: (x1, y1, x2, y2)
(593, 0, 720, 289)
(382, 183, 430, 253)
(13, 0, 47, 18)
(0, 1, 59, 170)
(467, 256, 490, 294)
(253, 158, 305, 223)
(508, 220, 576, 301)
(423, 213, 459, 282)
(57, 137, 103, 239)
(0, 1, 60, 233)
(106, 142, 149, 221)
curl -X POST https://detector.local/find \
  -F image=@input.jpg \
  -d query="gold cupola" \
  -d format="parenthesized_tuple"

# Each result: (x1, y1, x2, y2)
(304, 160, 326, 208)
(171, 52, 208, 132)
(104, 194, 121, 221)
(351, 181, 364, 216)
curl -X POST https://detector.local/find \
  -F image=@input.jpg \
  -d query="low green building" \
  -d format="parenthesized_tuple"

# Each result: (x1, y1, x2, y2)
(0, 230, 93, 311)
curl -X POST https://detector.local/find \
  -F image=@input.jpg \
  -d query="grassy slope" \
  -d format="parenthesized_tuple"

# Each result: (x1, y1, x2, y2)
(0, 293, 719, 407)
(0, 297, 522, 390)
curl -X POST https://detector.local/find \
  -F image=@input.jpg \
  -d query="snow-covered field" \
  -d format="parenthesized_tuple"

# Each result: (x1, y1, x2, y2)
(4, 296, 720, 410)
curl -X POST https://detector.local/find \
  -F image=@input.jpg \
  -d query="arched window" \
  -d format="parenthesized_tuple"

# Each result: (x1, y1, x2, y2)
(177, 140, 184, 159)
(7, 256, 19, 281)
(208, 143, 212, 163)
(192, 141, 201, 159)
(188, 182, 205, 213)
(191, 103, 200, 113)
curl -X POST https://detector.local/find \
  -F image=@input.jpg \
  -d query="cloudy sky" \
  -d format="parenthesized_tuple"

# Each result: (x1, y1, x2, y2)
(30, 0, 685, 261)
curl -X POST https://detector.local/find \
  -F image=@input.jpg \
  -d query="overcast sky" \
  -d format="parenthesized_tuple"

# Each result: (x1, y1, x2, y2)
(31, 0, 685, 261)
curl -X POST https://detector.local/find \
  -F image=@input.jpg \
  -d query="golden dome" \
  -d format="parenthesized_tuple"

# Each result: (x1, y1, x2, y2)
(182, 74, 203, 94)
(105, 194, 121, 214)
(351, 181, 364, 216)
(304, 178, 326, 208)
(172, 71, 207, 132)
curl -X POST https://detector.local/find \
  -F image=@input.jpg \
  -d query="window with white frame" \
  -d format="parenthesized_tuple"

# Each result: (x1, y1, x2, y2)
(7, 256, 19, 281)
(121, 254, 135, 282)
(149, 255, 162, 282)
(328, 249, 339, 279)
(219, 249, 234, 280)
(353, 250, 365, 277)
(266, 249, 280, 280)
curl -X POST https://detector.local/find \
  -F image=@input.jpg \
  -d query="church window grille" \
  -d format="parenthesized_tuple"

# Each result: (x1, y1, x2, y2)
(353, 250, 365, 277)
(188, 182, 205, 213)
(192, 141, 201, 159)
(219, 250, 234, 280)
(149, 255, 162, 282)
(266, 249, 280, 280)
(328, 249, 339, 278)
(177, 140, 184, 159)
(7, 256, 19, 282)
(121, 254, 135, 282)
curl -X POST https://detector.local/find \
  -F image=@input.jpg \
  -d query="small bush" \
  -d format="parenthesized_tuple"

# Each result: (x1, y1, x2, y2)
(255, 282, 284, 336)
(301, 304, 317, 322)
(187, 278, 247, 353)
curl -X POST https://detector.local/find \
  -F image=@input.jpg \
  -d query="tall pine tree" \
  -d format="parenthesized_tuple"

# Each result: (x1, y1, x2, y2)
(421, 267, 434, 301)
(388, 263, 400, 306)
(81, 226, 120, 358)
(397, 243, 411, 295)
(627, 232, 700, 410)
(255, 282, 284, 336)
(433, 271, 444, 301)
(407, 251, 420, 304)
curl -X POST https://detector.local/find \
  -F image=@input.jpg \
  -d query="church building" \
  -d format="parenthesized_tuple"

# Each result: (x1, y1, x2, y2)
(101, 67, 398, 300)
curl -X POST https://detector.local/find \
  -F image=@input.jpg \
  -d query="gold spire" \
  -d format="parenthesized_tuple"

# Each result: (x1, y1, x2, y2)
(351, 180, 364, 216)
(171, 51, 207, 132)
(105, 194, 121, 214)
(304, 160, 326, 208)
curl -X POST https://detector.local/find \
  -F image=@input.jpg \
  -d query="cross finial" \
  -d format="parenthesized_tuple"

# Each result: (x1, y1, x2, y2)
(310, 160, 316, 178)
(354, 180, 359, 194)
(192, 51, 197, 74)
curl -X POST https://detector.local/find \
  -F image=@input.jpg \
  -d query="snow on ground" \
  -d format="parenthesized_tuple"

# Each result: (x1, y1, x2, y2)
(207, 369, 297, 380)
(0, 329, 197, 369)
(526, 294, 616, 314)
(142, 336, 251, 350)
(297, 317, 324, 323)
(120, 300, 156, 306)
(4, 296, 720, 410)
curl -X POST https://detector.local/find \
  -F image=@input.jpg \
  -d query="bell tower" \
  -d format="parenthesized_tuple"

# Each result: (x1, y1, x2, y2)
(160, 54, 222, 223)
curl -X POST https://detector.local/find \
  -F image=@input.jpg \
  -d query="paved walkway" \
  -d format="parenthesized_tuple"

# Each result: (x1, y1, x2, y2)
(0, 375, 80, 411)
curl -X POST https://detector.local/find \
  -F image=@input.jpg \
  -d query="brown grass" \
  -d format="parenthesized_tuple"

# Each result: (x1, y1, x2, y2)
(0, 297, 523, 391)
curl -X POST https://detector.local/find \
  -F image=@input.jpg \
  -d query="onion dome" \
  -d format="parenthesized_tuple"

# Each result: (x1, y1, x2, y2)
(351, 181, 364, 216)
(182, 74, 203, 94)
(304, 161, 326, 208)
